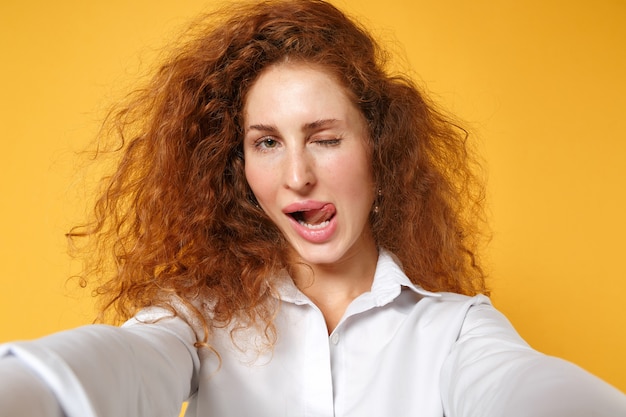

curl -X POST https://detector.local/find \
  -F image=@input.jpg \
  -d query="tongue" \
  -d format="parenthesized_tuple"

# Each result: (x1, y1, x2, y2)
(302, 204, 335, 224)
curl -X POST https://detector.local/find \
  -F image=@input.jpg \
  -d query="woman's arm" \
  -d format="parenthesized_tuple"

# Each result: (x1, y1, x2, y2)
(441, 303, 626, 417)
(0, 309, 200, 417)
(0, 356, 65, 417)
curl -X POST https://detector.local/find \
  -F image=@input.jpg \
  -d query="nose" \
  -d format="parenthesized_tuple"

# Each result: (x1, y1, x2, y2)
(283, 147, 316, 192)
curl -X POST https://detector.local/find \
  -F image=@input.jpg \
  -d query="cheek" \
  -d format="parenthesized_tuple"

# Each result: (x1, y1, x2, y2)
(244, 162, 273, 204)
(244, 163, 260, 195)
(330, 154, 374, 195)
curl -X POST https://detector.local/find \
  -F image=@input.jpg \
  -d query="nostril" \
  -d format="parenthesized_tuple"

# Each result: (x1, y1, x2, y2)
(285, 175, 314, 190)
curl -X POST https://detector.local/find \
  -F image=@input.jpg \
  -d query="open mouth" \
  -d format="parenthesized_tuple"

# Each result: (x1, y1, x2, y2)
(288, 204, 336, 230)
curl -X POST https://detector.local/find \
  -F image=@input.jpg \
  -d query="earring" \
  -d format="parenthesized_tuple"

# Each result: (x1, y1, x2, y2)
(248, 194, 261, 210)
(373, 187, 382, 214)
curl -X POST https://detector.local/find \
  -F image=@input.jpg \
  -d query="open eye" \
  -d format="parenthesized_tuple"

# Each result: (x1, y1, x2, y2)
(256, 137, 279, 150)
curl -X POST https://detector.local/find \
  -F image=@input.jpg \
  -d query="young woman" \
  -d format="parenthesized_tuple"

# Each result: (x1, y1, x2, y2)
(1, 1, 624, 416)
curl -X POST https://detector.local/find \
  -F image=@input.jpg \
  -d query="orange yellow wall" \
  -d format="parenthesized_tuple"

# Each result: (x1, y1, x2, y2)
(1, 0, 624, 393)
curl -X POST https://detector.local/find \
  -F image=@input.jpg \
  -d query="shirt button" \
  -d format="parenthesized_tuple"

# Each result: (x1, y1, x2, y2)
(330, 333, 340, 345)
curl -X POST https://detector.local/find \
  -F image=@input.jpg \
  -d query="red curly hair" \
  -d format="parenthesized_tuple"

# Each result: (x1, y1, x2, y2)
(70, 0, 488, 341)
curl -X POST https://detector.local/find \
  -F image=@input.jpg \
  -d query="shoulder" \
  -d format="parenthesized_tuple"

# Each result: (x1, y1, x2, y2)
(392, 290, 530, 362)
(415, 292, 528, 349)
(412, 291, 495, 325)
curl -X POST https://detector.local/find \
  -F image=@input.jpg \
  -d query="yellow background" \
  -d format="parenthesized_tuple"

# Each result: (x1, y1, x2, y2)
(1, 0, 625, 396)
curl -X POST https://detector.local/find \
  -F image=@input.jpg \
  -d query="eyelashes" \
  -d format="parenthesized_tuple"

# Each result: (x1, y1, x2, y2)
(252, 137, 343, 152)
(255, 137, 279, 150)
(315, 138, 341, 146)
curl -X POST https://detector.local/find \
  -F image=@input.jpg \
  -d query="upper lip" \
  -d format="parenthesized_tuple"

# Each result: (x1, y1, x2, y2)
(282, 200, 330, 214)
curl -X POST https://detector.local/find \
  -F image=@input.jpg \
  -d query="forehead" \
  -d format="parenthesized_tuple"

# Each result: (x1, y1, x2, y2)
(243, 62, 359, 124)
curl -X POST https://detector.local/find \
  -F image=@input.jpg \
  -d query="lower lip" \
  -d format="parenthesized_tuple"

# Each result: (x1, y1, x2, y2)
(288, 215, 337, 243)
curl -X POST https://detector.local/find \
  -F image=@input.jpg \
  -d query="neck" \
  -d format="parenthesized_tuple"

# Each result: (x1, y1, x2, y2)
(290, 243, 379, 333)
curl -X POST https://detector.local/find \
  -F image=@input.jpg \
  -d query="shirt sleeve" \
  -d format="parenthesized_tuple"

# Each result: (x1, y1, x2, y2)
(440, 302, 626, 417)
(0, 356, 65, 417)
(0, 307, 200, 417)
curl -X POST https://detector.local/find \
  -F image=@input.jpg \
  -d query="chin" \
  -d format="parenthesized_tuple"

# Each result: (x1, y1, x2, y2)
(288, 242, 332, 263)
(290, 241, 357, 268)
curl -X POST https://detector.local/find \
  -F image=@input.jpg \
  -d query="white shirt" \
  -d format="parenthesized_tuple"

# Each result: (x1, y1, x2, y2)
(1, 250, 625, 416)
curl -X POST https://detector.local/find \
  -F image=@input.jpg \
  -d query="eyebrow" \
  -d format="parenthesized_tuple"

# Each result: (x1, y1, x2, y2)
(305, 118, 339, 130)
(246, 119, 339, 134)
(247, 123, 278, 133)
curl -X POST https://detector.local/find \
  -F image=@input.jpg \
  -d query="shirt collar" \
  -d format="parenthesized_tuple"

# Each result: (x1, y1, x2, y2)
(273, 249, 440, 306)
(371, 249, 441, 302)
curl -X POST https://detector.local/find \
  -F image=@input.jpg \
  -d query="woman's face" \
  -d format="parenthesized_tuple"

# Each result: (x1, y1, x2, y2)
(243, 63, 377, 268)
